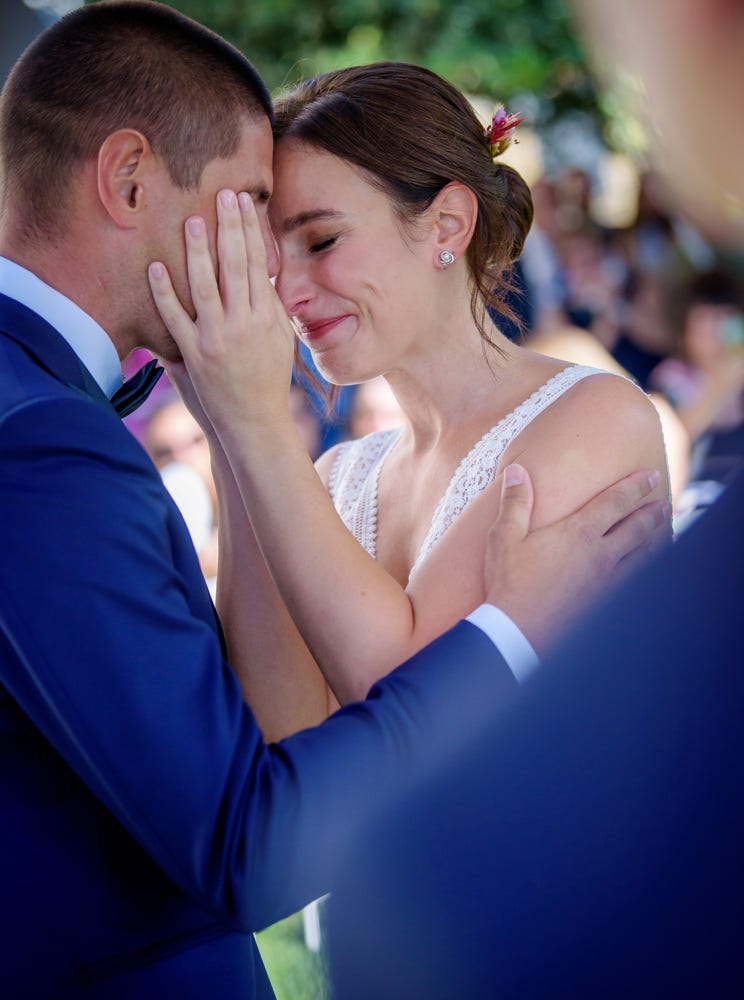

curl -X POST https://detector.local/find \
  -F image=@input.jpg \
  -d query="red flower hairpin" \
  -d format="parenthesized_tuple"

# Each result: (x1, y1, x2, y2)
(485, 105, 524, 158)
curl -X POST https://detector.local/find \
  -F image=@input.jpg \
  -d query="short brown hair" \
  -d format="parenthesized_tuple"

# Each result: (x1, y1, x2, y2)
(0, 0, 271, 239)
(273, 62, 533, 342)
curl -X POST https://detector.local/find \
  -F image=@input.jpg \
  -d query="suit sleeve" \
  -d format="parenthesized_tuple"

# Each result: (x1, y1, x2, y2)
(0, 394, 519, 931)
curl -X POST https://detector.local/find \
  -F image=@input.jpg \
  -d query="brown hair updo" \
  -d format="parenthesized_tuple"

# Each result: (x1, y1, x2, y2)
(273, 62, 534, 344)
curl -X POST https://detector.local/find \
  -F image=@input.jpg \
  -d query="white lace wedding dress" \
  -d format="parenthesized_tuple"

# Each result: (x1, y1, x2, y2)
(329, 365, 610, 581)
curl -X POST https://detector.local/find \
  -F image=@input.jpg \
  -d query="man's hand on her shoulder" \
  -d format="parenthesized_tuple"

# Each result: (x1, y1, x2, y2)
(485, 464, 670, 656)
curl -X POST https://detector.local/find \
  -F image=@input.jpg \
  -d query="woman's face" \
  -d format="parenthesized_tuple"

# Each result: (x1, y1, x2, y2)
(270, 141, 433, 385)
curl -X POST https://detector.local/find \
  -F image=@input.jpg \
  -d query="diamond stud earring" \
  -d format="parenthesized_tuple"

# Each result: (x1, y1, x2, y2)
(439, 249, 455, 269)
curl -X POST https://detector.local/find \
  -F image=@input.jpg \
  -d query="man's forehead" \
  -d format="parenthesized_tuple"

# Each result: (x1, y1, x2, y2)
(236, 114, 274, 197)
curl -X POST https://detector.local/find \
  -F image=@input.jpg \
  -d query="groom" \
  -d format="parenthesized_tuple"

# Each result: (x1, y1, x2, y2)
(0, 3, 665, 996)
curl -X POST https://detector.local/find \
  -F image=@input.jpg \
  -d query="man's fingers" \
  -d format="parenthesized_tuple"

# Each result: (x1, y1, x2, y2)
(581, 469, 661, 539)
(603, 498, 671, 570)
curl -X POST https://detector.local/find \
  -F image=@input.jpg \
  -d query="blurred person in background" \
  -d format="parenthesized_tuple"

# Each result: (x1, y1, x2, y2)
(518, 176, 569, 335)
(288, 379, 323, 459)
(649, 269, 744, 452)
(607, 269, 678, 389)
(145, 393, 219, 593)
(348, 376, 405, 440)
(650, 268, 744, 526)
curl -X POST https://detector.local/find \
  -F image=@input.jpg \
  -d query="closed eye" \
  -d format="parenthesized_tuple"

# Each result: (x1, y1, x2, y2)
(310, 235, 338, 253)
(242, 187, 271, 205)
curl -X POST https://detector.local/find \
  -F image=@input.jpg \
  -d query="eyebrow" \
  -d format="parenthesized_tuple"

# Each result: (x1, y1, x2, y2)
(279, 209, 345, 234)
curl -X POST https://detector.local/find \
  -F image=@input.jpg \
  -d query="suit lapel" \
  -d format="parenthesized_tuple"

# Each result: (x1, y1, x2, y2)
(0, 292, 114, 412)
(0, 293, 228, 654)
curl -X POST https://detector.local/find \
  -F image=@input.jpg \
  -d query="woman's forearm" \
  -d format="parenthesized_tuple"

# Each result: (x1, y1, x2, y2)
(211, 446, 331, 740)
(217, 416, 428, 704)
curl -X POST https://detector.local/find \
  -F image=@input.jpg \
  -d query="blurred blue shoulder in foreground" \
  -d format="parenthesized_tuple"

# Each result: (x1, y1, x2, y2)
(330, 467, 744, 999)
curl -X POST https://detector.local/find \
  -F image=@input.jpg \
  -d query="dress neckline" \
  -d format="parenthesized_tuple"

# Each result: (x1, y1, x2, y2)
(331, 364, 607, 582)
(404, 365, 604, 578)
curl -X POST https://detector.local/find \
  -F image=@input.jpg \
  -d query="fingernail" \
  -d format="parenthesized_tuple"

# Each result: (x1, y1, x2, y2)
(220, 189, 237, 209)
(238, 192, 252, 211)
(149, 262, 164, 280)
(187, 217, 204, 237)
(504, 464, 525, 487)
(661, 502, 672, 520)
(648, 470, 660, 489)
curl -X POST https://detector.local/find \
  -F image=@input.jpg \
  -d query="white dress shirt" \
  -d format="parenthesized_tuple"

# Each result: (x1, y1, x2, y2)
(0, 255, 122, 397)
(466, 604, 539, 683)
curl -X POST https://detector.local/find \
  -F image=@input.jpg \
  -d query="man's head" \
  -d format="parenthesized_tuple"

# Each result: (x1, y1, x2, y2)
(0, 0, 270, 241)
(0, 1, 276, 359)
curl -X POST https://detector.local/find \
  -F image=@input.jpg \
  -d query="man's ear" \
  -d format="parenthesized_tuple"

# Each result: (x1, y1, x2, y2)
(97, 129, 155, 228)
(427, 181, 478, 268)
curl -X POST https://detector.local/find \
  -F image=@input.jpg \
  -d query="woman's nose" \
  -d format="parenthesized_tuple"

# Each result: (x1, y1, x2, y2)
(275, 255, 314, 316)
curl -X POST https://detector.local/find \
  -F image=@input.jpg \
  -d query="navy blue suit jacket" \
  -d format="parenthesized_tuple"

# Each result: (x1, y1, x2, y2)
(0, 293, 520, 998)
(329, 464, 744, 997)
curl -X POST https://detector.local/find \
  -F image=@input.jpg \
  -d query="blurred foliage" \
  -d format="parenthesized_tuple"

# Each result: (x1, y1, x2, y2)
(256, 911, 330, 1000)
(147, 0, 600, 128)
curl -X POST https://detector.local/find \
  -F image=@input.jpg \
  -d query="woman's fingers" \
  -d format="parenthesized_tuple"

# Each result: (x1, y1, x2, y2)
(148, 260, 194, 355)
(184, 213, 223, 340)
(217, 189, 251, 320)
(150, 193, 245, 365)
(149, 190, 297, 429)
(239, 192, 297, 357)
(214, 190, 279, 334)
(238, 192, 271, 315)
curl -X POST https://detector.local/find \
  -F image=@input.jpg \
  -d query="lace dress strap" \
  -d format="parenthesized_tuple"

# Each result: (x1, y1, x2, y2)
(408, 364, 609, 578)
(329, 427, 403, 558)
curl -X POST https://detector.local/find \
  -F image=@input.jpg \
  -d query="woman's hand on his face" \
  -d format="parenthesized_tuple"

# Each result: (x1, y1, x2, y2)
(148, 189, 296, 449)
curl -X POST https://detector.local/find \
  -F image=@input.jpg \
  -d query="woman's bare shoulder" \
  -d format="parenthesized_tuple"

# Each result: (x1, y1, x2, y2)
(520, 368, 661, 442)
(504, 369, 669, 528)
(564, 367, 658, 417)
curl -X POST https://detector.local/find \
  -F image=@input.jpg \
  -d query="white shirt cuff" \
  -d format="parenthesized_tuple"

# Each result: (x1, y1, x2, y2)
(466, 604, 540, 684)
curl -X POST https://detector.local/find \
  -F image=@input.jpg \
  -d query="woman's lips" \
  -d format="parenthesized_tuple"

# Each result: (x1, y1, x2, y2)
(301, 315, 350, 342)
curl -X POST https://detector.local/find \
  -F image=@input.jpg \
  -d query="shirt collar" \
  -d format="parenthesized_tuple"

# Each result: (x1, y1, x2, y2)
(0, 256, 123, 398)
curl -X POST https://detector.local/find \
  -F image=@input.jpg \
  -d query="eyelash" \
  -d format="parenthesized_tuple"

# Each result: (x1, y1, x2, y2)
(309, 235, 338, 254)
(238, 191, 271, 213)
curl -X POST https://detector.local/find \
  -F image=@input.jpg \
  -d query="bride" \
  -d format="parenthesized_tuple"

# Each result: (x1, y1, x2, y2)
(149, 63, 671, 739)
